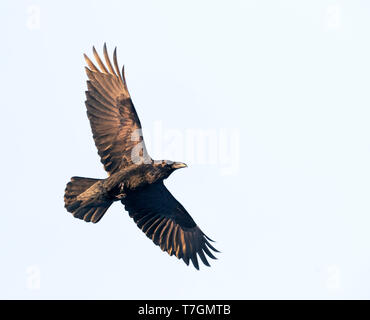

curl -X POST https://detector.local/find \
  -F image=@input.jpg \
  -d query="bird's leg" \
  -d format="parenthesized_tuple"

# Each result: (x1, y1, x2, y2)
(115, 182, 126, 200)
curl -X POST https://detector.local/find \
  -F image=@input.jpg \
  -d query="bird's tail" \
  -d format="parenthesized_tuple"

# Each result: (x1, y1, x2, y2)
(64, 176, 112, 223)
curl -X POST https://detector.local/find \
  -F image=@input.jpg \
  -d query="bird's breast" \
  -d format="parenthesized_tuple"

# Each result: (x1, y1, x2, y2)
(105, 164, 163, 197)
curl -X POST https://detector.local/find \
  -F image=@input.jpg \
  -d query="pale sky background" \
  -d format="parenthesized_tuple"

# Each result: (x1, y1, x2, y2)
(1, 0, 370, 299)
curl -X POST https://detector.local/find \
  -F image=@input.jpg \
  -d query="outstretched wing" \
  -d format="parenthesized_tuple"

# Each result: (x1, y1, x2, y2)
(84, 44, 151, 175)
(122, 181, 219, 269)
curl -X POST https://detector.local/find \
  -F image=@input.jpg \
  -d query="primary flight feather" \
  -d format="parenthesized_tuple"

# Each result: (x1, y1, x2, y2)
(64, 44, 218, 269)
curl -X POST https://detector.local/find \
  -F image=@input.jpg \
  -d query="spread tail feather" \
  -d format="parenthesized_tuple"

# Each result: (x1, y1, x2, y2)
(64, 176, 112, 223)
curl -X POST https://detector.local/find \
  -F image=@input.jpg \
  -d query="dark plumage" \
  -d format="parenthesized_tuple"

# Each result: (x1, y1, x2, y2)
(64, 44, 218, 269)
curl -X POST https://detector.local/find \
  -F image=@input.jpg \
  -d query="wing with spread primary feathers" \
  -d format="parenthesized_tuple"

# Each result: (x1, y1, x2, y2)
(84, 44, 151, 175)
(121, 181, 219, 269)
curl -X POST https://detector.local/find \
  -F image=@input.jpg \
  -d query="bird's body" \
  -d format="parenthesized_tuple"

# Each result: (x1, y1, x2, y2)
(64, 44, 218, 269)
(66, 161, 184, 210)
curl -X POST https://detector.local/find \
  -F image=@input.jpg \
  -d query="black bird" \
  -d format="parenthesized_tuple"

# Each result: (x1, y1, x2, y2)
(64, 44, 218, 269)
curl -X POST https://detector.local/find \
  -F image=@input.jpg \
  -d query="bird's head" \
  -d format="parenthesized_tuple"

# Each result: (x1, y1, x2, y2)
(155, 160, 187, 179)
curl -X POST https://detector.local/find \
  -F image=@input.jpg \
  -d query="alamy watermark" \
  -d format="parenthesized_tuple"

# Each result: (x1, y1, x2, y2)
(130, 121, 240, 175)
(26, 5, 41, 30)
(26, 265, 40, 290)
(325, 4, 342, 30)
(325, 264, 341, 291)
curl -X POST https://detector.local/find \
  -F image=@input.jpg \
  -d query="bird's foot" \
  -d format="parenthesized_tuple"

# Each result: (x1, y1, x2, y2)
(115, 182, 126, 199)
(115, 192, 126, 200)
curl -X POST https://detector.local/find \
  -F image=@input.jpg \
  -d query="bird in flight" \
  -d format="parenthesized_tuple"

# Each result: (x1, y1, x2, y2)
(64, 44, 218, 269)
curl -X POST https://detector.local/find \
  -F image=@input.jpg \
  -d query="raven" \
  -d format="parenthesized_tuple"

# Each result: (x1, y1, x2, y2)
(64, 44, 218, 269)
